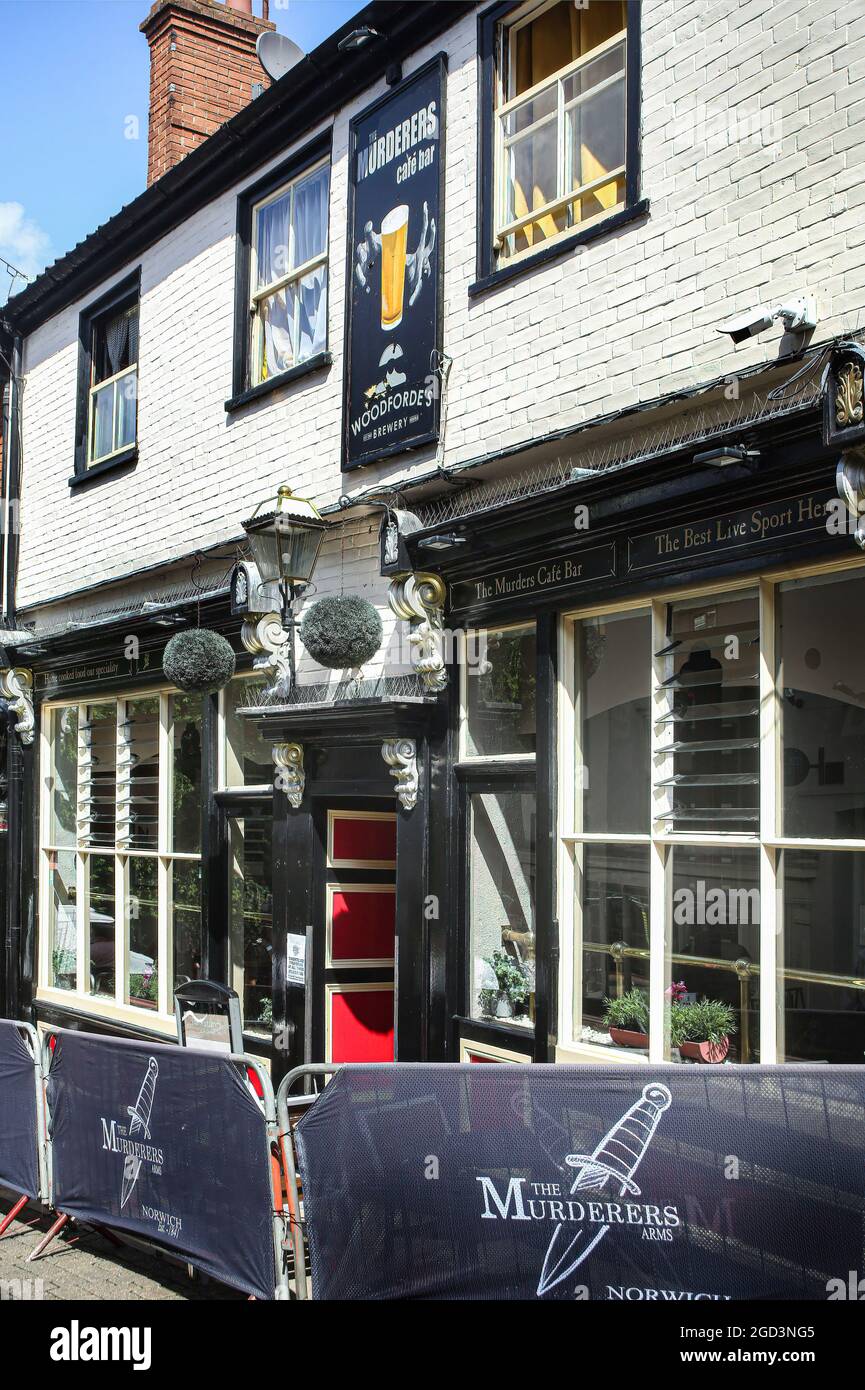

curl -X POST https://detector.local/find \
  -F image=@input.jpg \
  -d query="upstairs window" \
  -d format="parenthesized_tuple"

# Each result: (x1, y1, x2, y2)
(89, 300, 138, 465)
(476, 1, 642, 287)
(250, 159, 329, 385)
(72, 269, 140, 483)
(229, 133, 332, 410)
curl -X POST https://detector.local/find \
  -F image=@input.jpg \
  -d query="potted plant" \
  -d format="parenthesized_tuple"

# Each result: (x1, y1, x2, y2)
(603, 989, 649, 1049)
(672, 997, 736, 1063)
(478, 948, 529, 1020)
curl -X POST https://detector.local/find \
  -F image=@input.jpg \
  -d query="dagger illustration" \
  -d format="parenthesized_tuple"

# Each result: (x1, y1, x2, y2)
(120, 1057, 159, 1210)
(537, 1082, 672, 1297)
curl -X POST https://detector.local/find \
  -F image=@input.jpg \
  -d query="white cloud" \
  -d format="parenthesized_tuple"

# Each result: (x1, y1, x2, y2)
(0, 202, 52, 301)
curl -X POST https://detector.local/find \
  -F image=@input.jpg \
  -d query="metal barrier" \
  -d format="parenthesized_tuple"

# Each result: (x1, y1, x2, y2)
(0, 1020, 49, 1237)
(276, 1064, 344, 1301)
(284, 1061, 865, 1301)
(35, 1027, 290, 1299)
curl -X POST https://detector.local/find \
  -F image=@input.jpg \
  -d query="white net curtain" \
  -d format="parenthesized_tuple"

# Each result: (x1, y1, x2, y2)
(254, 164, 329, 380)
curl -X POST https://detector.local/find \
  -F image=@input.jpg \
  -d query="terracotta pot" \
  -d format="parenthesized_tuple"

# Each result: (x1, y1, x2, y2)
(609, 1026, 649, 1050)
(679, 1036, 730, 1064)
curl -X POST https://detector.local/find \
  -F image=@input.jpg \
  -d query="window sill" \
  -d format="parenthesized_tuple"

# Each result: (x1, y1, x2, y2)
(555, 1039, 651, 1066)
(69, 446, 138, 490)
(34, 986, 177, 1036)
(225, 350, 331, 414)
(469, 199, 650, 298)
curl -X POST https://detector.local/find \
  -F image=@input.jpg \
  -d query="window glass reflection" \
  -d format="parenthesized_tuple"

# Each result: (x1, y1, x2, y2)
(779, 573, 865, 838)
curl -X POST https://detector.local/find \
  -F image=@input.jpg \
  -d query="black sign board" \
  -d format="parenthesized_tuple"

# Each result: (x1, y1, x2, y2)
(343, 56, 445, 472)
(450, 543, 617, 614)
(627, 488, 836, 575)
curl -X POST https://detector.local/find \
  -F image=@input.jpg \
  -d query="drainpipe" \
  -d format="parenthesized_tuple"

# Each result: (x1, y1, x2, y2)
(1, 328, 23, 626)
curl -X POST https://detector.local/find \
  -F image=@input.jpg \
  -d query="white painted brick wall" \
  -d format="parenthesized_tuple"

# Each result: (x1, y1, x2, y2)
(16, 0, 865, 613)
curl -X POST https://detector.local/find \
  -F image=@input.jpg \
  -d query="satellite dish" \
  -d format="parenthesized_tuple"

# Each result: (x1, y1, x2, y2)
(257, 31, 305, 82)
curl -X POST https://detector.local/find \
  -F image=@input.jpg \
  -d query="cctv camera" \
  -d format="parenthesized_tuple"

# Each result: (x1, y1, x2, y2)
(717, 295, 817, 345)
(717, 305, 775, 344)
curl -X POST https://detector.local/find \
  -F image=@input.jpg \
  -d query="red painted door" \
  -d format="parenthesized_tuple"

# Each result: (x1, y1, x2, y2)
(323, 807, 396, 1063)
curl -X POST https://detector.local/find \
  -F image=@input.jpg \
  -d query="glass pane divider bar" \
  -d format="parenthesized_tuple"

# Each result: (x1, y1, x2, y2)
(495, 166, 625, 244)
(157, 693, 171, 1016)
(649, 599, 671, 1062)
(758, 578, 779, 1063)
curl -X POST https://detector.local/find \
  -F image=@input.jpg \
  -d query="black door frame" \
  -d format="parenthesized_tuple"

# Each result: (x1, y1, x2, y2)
(258, 698, 444, 1087)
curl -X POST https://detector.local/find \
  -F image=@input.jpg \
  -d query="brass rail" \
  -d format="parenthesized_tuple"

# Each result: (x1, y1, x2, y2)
(584, 940, 865, 1064)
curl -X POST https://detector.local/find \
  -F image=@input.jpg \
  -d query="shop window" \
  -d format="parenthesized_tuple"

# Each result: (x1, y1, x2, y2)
(781, 849, 865, 1064)
(222, 676, 272, 788)
(476, 1, 642, 284)
(778, 572, 865, 839)
(73, 270, 140, 479)
(563, 570, 865, 1067)
(469, 787, 536, 1030)
(229, 816, 273, 1034)
(576, 610, 650, 832)
(231, 135, 331, 406)
(462, 622, 536, 759)
(39, 692, 203, 1016)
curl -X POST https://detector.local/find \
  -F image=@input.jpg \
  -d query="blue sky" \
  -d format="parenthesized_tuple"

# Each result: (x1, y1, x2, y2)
(0, 0, 361, 302)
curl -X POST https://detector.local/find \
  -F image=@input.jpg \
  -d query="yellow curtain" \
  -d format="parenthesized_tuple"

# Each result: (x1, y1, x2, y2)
(509, 1, 625, 249)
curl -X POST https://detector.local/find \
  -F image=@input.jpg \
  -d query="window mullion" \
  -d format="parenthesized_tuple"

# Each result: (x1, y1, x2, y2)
(75, 703, 90, 994)
(758, 578, 779, 1063)
(114, 702, 126, 1005)
(649, 600, 671, 1061)
(158, 694, 171, 1014)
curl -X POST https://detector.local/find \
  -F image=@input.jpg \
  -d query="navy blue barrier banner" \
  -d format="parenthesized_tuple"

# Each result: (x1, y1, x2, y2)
(0, 1020, 41, 1201)
(294, 1063, 865, 1301)
(47, 1030, 278, 1299)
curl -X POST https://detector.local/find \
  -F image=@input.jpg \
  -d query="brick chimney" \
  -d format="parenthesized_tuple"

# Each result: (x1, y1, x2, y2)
(140, 0, 275, 186)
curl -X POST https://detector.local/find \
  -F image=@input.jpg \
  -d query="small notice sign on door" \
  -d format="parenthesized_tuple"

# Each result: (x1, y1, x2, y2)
(286, 934, 307, 987)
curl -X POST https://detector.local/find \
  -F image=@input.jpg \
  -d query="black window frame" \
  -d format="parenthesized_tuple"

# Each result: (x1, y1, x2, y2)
(71, 268, 141, 489)
(227, 130, 333, 414)
(473, 0, 647, 297)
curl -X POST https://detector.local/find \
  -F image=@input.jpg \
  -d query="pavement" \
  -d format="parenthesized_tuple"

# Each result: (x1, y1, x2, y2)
(0, 1194, 246, 1301)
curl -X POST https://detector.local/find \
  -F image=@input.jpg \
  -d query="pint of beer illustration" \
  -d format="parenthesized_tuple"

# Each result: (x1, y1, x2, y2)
(380, 204, 409, 331)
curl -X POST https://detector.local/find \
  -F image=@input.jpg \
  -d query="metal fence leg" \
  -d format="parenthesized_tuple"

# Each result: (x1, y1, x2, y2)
(0, 1194, 29, 1238)
(27, 1211, 70, 1262)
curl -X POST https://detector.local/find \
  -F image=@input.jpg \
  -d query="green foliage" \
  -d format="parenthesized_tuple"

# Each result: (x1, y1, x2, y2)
(258, 997, 273, 1026)
(485, 948, 529, 1005)
(299, 595, 383, 670)
(672, 997, 737, 1046)
(163, 629, 236, 693)
(129, 970, 158, 1004)
(603, 988, 649, 1033)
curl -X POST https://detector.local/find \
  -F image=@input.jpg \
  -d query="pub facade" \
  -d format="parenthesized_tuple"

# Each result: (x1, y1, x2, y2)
(2, 0, 865, 1081)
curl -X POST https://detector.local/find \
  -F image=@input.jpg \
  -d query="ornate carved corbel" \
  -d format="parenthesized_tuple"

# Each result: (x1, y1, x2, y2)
(241, 613, 292, 697)
(382, 737, 418, 811)
(388, 572, 448, 692)
(273, 742, 304, 808)
(0, 667, 34, 746)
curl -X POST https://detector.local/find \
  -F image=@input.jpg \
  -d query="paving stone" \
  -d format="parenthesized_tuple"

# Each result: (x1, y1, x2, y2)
(0, 1196, 245, 1301)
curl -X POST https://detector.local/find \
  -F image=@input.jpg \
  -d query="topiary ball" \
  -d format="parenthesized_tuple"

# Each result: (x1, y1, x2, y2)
(300, 595, 383, 670)
(163, 629, 236, 693)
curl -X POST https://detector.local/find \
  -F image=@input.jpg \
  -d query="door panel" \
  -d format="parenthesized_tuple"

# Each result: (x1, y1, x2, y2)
(327, 983, 395, 1063)
(322, 805, 396, 1063)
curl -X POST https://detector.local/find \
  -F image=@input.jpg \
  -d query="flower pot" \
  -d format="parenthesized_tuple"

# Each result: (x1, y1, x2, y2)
(679, 1036, 729, 1064)
(609, 1026, 649, 1050)
(494, 992, 515, 1019)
